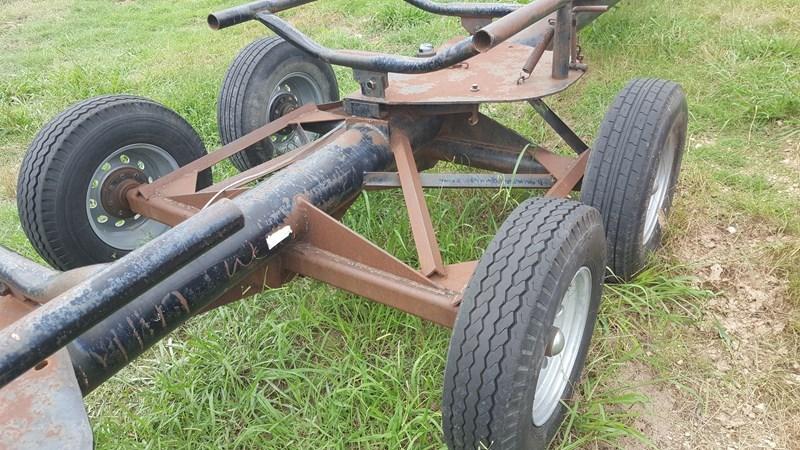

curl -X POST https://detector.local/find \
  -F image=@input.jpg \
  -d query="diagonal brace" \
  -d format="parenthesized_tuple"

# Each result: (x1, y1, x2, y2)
(529, 98, 589, 154)
(390, 130, 446, 277)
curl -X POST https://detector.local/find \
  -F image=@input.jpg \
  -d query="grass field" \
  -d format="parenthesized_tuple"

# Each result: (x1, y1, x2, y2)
(1, 0, 799, 448)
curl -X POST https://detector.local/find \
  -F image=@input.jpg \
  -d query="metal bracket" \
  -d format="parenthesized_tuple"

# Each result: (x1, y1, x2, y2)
(353, 69, 389, 98)
(343, 99, 384, 119)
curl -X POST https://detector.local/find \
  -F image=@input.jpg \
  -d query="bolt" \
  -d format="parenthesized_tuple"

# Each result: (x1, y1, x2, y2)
(417, 42, 435, 57)
(366, 79, 376, 90)
(470, 83, 480, 92)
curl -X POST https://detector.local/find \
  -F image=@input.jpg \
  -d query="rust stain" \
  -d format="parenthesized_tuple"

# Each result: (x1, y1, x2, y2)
(172, 291, 191, 314)
(350, 45, 583, 105)
(126, 316, 144, 350)
(111, 331, 128, 362)
(155, 304, 167, 328)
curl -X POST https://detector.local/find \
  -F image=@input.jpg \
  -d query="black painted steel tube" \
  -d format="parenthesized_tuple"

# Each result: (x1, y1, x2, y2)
(529, 99, 589, 154)
(207, 0, 316, 30)
(67, 119, 441, 394)
(0, 199, 245, 388)
(402, 0, 520, 17)
(0, 246, 58, 298)
(426, 140, 548, 174)
(255, 13, 480, 74)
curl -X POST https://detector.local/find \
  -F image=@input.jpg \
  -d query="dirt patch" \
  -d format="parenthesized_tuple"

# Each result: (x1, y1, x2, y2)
(613, 361, 692, 450)
(657, 200, 800, 449)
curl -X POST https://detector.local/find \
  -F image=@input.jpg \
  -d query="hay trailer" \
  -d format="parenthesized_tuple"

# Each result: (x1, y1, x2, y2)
(0, 0, 687, 448)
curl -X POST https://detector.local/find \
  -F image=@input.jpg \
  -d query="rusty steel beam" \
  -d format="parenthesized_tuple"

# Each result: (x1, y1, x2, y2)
(472, 0, 570, 52)
(545, 148, 591, 197)
(529, 98, 589, 154)
(391, 130, 446, 277)
(284, 244, 459, 327)
(292, 198, 437, 287)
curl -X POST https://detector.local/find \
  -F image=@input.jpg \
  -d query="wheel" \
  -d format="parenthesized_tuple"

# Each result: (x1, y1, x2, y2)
(17, 95, 212, 270)
(443, 197, 606, 450)
(581, 78, 688, 281)
(217, 36, 340, 171)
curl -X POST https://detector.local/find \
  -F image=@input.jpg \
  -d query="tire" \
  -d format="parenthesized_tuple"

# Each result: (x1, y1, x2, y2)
(443, 197, 606, 450)
(217, 36, 340, 171)
(17, 95, 212, 270)
(581, 78, 688, 281)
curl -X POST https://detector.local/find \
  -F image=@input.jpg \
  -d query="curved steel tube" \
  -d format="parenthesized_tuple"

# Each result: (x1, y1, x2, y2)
(213, 0, 570, 74)
(402, 0, 520, 17)
(256, 12, 480, 74)
(208, 0, 521, 30)
(208, 0, 315, 29)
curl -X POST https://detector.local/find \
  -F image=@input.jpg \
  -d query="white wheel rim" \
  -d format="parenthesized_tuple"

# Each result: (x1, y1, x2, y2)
(531, 266, 592, 426)
(85, 144, 178, 250)
(642, 132, 677, 244)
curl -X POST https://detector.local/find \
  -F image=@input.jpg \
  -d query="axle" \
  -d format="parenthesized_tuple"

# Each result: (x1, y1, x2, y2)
(30, 116, 440, 394)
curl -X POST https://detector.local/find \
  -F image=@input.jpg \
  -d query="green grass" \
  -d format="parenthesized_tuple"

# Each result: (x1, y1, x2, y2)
(1, 0, 799, 448)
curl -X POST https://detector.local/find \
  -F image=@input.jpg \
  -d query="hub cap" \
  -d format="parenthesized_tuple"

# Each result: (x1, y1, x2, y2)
(86, 144, 178, 250)
(643, 131, 677, 244)
(532, 266, 592, 426)
(266, 72, 324, 156)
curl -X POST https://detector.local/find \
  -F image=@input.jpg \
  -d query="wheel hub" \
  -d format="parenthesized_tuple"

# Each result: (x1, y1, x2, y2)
(269, 92, 300, 140)
(531, 266, 592, 426)
(545, 328, 565, 357)
(100, 167, 147, 218)
(85, 143, 179, 250)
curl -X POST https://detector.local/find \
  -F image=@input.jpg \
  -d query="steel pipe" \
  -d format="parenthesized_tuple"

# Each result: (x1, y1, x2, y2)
(551, 2, 572, 79)
(207, 0, 316, 30)
(0, 199, 245, 388)
(0, 246, 58, 301)
(255, 12, 480, 74)
(402, 0, 520, 18)
(472, 0, 569, 52)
